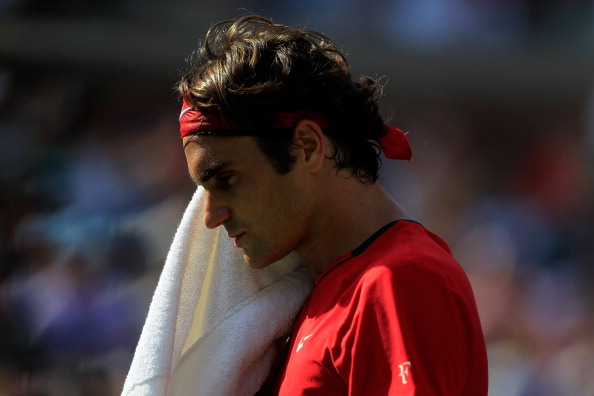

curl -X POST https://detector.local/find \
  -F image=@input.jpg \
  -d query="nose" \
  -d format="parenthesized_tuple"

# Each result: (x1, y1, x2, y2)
(203, 192, 231, 229)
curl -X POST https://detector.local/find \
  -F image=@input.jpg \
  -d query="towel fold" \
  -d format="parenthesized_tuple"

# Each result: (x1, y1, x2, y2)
(122, 188, 313, 396)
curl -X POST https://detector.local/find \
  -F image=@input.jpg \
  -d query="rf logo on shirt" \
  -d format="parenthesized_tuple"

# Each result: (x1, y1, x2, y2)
(398, 361, 411, 384)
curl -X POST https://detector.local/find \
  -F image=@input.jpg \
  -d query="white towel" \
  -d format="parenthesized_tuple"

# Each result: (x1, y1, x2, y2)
(122, 187, 314, 396)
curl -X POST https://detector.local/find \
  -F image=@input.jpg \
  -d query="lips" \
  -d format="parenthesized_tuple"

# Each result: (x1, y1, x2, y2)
(227, 230, 244, 239)
(229, 232, 246, 247)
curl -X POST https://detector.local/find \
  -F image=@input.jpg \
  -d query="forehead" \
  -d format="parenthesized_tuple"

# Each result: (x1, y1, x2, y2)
(182, 135, 263, 179)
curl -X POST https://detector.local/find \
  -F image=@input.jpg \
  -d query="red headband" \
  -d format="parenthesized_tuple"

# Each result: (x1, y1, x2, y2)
(179, 99, 412, 160)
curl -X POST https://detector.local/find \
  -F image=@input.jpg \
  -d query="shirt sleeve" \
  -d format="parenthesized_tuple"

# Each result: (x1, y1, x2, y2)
(332, 263, 480, 396)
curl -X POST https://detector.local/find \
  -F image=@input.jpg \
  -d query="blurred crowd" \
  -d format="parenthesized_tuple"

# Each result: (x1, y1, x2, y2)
(1, 0, 594, 395)
(0, 70, 192, 395)
(3, 0, 594, 47)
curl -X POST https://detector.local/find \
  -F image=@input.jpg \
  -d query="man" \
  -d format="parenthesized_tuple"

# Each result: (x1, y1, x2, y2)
(178, 15, 488, 395)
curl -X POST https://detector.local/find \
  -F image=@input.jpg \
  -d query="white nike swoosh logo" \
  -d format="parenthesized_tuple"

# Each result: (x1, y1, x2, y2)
(296, 334, 313, 352)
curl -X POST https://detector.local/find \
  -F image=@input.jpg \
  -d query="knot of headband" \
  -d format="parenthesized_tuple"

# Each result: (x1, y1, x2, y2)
(179, 99, 412, 160)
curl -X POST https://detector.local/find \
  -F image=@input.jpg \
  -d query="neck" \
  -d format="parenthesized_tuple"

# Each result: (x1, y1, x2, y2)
(296, 176, 411, 280)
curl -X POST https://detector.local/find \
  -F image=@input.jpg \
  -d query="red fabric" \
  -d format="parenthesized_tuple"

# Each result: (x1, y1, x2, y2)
(276, 221, 488, 395)
(380, 126, 412, 160)
(179, 100, 412, 160)
(275, 111, 330, 129)
(179, 98, 227, 137)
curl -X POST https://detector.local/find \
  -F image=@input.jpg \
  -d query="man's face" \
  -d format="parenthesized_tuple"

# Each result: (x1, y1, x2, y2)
(183, 135, 313, 268)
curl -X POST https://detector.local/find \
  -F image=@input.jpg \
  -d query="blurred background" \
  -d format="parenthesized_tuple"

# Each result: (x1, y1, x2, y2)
(1, 1, 593, 395)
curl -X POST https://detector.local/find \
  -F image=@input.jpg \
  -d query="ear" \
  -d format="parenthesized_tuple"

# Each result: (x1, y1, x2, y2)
(293, 119, 326, 173)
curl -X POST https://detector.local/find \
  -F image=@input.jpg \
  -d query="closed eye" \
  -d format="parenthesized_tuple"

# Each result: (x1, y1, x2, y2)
(216, 173, 235, 190)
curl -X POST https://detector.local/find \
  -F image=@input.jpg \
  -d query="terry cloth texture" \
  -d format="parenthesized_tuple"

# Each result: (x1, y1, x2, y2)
(122, 187, 314, 396)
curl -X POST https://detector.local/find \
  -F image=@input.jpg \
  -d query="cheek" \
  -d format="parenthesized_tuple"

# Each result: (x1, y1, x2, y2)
(249, 179, 310, 256)
(268, 178, 309, 220)
(267, 179, 313, 244)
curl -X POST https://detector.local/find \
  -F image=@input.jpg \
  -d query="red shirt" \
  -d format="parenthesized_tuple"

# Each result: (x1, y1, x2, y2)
(276, 220, 488, 395)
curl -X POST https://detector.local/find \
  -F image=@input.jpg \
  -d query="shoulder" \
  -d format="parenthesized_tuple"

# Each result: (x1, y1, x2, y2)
(355, 221, 463, 284)
(312, 220, 475, 312)
(344, 221, 477, 313)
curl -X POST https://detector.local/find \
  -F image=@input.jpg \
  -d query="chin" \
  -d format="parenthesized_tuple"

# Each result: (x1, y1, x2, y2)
(242, 244, 296, 269)
(243, 254, 274, 269)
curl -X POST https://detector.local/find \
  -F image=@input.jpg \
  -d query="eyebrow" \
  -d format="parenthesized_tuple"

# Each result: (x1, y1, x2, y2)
(197, 161, 227, 184)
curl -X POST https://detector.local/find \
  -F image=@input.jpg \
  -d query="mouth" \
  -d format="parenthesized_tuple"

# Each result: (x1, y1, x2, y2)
(229, 232, 246, 247)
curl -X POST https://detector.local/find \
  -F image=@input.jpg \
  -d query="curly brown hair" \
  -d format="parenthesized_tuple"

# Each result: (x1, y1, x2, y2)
(178, 15, 387, 182)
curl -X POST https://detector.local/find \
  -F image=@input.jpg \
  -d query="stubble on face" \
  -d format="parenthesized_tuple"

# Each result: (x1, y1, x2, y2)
(184, 135, 314, 269)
